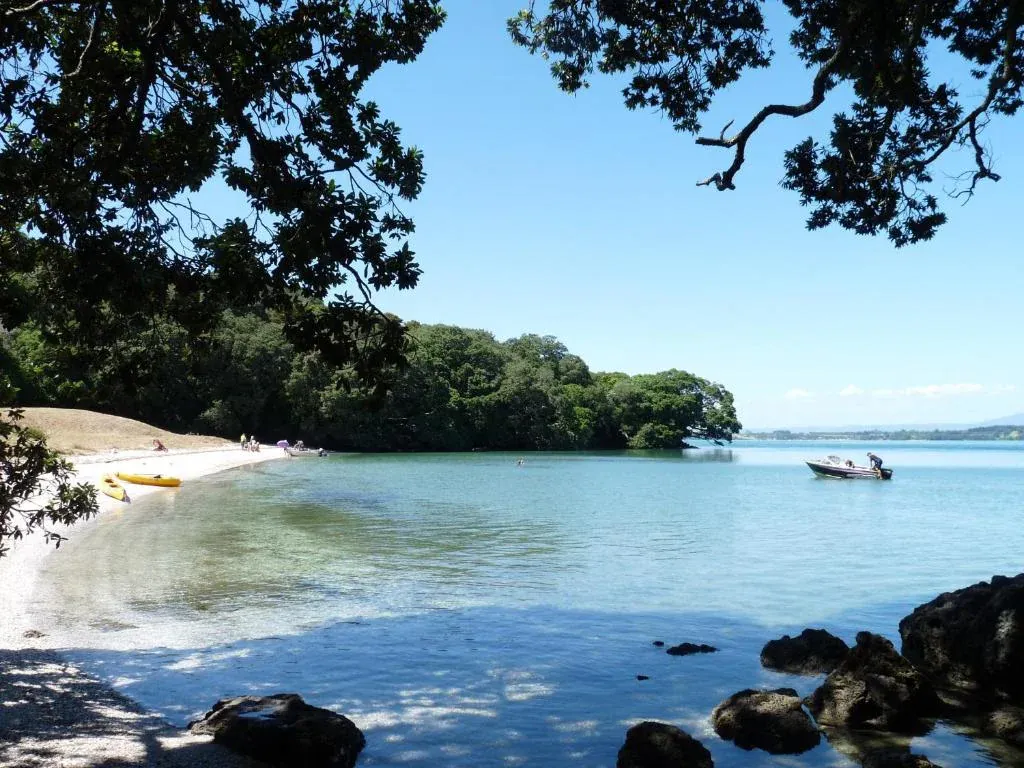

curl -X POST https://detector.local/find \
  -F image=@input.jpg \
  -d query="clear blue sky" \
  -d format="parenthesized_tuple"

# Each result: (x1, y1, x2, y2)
(358, 1, 1021, 429)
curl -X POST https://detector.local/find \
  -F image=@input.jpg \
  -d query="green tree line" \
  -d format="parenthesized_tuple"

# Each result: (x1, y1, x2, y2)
(3, 314, 741, 452)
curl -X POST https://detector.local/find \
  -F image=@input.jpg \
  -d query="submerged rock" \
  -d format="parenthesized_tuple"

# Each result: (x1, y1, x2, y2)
(665, 642, 718, 656)
(617, 721, 714, 768)
(760, 628, 849, 674)
(188, 693, 365, 768)
(806, 632, 941, 732)
(711, 688, 820, 754)
(984, 705, 1024, 746)
(861, 748, 944, 767)
(899, 573, 1024, 704)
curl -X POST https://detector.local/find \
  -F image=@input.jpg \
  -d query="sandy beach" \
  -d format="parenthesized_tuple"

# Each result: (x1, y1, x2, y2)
(0, 444, 285, 767)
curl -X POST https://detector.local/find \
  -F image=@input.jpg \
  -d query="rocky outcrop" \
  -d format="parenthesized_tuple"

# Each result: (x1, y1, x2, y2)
(984, 705, 1024, 746)
(188, 693, 365, 768)
(760, 629, 849, 675)
(665, 643, 718, 656)
(861, 748, 943, 767)
(806, 632, 941, 731)
(711, 688, 820, 754)
(899, 574, 1024, 703)
(617, 721, 714, 768)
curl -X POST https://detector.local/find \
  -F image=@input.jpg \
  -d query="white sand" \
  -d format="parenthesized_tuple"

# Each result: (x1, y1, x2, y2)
(0, 446, 285, 767)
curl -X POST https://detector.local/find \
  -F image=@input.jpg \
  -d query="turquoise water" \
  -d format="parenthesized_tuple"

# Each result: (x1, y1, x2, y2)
(28, 441, 1024, 766)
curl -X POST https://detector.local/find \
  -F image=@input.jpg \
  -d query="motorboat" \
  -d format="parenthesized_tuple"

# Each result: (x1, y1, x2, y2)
(806, 455, 893, 480)
(285, 446, 326, 457)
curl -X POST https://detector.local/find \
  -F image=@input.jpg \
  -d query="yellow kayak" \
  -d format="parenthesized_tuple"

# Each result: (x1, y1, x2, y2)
(115, 471, 182, 488)
(100, 474, 130, 502)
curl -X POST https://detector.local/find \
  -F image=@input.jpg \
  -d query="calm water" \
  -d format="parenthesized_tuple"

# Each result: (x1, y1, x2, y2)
(25, 441, 1024, 766)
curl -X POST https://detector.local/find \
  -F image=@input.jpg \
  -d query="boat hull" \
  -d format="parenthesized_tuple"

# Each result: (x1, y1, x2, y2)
(806, 462, 893, 480)
(285, 448, 323, 457)
(115, 471, 182, 487)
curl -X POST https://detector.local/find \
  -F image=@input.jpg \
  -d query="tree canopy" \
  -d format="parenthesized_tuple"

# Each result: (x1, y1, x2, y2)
(5, 315, 743, 452)
(509, 0, 1024, 246)
(1, 0, 445, 371)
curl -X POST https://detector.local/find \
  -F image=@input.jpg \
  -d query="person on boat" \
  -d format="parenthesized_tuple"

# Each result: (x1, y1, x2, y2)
(845, 459, 855, 468)
(867, 452, 883, 475)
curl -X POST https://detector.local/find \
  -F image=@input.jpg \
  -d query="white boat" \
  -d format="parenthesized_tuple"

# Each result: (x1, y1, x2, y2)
(285, 447, 326, 457)
(806, 455, 893, 480)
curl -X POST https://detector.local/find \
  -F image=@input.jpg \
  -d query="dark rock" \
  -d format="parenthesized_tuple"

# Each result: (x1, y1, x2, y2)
(806, 632, 941, 732)
(711, 688, 820, 755)
(188, 693, 365, 768)
(617, 721, 713, 768)
(637, 675, 650, 681)
(984, 705, 1024, 746)
(666, 643, 717, 656)
(653, 641, 665, 647)
(862, 748, 943, 767)
(899, 573, 1024, 703)
(761, 628, 849, 674)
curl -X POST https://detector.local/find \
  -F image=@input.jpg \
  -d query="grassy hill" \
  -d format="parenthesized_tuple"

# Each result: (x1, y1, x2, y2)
(14, 408, 232, 455)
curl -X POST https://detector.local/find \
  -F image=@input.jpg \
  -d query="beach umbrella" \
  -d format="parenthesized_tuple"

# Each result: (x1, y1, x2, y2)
(276, 440, 289, 448)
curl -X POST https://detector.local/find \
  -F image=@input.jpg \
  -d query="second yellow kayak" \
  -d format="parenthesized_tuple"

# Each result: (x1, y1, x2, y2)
(115, 471, 182, 488)
(100, 474, 130, 502)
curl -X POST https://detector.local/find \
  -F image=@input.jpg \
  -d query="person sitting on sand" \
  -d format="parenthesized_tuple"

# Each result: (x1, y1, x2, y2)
(152, 438, 167, 452)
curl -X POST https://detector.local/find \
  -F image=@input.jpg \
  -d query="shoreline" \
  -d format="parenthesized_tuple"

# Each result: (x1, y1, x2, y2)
(0, 445, 285, 767)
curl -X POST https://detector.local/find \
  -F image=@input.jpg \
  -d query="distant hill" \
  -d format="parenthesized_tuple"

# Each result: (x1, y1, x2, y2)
(980, 412, 1024, 426)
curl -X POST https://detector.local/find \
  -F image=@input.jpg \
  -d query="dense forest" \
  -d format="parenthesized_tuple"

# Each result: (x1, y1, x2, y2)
(748, 426, 1024, 441)
(1, 313, 741, 452)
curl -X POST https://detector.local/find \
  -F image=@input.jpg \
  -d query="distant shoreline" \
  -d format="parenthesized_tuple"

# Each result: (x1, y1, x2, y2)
(741, 425, 1024, 441)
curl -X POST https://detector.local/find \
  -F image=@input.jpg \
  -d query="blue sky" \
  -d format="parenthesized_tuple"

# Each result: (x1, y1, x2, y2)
(357, 2, 1023, 429)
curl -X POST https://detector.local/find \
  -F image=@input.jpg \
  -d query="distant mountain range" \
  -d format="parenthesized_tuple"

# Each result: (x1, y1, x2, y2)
(744, 412, 1024, 434)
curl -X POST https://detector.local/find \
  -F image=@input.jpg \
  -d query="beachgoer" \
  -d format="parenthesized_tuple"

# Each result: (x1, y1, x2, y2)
(867, 452, 883, 474)
(241, 433, 247, 450)
(152, 438, 167, 452)
(251, 437, 260, 452)
(318, 448, 327, 457)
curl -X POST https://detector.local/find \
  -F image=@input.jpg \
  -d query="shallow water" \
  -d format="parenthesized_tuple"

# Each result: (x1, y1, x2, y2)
(23, 441, 1024, 766)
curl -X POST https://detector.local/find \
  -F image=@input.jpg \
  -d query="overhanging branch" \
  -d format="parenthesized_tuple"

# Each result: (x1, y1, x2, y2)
(695, 48, 843, 191)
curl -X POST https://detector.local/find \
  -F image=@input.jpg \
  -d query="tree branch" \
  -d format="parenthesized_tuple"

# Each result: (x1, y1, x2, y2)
(695, 48, 843, 191)
(3, 0, 75, 16)
(918, 0, 1021, 170)
(65, 2, 104, 78)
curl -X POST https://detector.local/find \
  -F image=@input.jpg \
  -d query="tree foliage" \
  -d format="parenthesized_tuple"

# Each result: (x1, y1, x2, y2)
(6, 315, 743, 452)
(0, 394, 97, 557)
(0, 0, 445, 372)
(509, 0, 1024, 245)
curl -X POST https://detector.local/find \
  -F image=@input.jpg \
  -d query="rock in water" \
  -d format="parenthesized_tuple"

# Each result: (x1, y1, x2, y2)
(862, 748, 944, 767)
(806, 632, 941, 732)
(665, 642, 718, 656)
(760, 628, 849, 674)
(984, 705, 1024, 746)
(188, 693, 365, 768)
(617, 721, 714, 768)
(899, 573, 1024, 703)
(711, 688, 820, 754)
